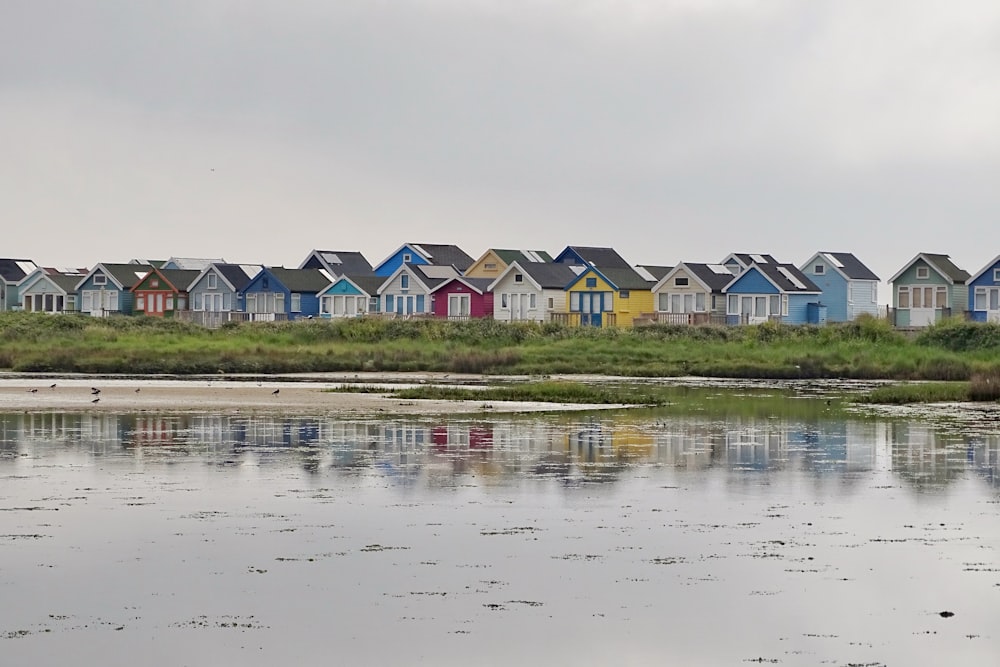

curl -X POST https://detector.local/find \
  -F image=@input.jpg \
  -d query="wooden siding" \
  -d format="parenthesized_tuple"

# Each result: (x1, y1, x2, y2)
(846, 281, 879, 320)
(725, 269, 779, 295)
(968, 259, 1000, 322)
(490, 272, 559, 322)
(651, 267, 723, 318)
(189, 271, 239, 313)
(380, 270, 433, 315)
(431, 282, 493, 319)
(374, 246, 429, 277)
(801, 258, 848, 321)
(566, 269, 655, 327)
(464, 250, 507, 280)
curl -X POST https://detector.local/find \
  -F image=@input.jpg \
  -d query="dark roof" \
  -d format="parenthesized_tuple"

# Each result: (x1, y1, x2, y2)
(266, 267, 333, 292)
(47, 273, 83, 293)
(409, 264, 461, 290)
(493, 249, 553, 264)
(0, 258, 38, 283)
(555, 246, 631, 269)
(752, 263, 821, 293)
(301, 250, 374, 276)
(635, 265, 672, 282)
(102, 263, 154, 288)
(159, 269, 200, 291)
(923, 253, 971, 283)
(597, 266, 655, 290)
(728, 253, 779, 267)
(514, 262, 581, 289)
(343, 275, 386, 296)
(214, 264, 255, 291)
(682, 263, 738, 291)
(810, 252, 880, 281)
(410, 244, 474, 272)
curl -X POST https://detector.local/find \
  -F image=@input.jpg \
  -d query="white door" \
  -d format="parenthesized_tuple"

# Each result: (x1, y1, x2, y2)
(510, 293, 521, 320)
(910, 286, 937, 326)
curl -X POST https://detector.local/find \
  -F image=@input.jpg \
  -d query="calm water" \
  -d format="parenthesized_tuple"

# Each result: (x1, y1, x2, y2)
(1, 399, 999, 666)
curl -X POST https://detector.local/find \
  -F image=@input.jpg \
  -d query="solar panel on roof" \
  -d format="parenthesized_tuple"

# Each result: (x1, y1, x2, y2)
(708, 264, 731, 274)
(16, 261, 37, 274)
(777, 267, 807, 290)
(823, 253, 844, 268)
(524, 250, 543, 263)
(321, 253, 341, 264)
(134, 272, 147, 280)
(420, 265, 459, 279)
(318, 269, 334, 282)
(751, 254, 767, 263)
(411, 244, 429, 258)
(633, 266, 656, 281)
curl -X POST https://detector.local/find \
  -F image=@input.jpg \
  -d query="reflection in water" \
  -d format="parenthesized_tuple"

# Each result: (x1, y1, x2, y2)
(2, 402, 999, 667)
(0, 410, 997, 493)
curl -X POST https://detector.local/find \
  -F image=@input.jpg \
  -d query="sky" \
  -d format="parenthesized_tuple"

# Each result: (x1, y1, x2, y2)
(3, 0, 999, 293)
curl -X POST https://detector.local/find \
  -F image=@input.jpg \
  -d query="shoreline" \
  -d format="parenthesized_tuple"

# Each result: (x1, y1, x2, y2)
(0, 375, 620, 415)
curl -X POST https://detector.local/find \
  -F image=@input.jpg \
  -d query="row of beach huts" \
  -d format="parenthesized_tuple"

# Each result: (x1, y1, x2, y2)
(1, 244, 997, 328)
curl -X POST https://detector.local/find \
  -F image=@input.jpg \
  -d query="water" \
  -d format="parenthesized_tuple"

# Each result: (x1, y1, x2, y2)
(1, 402, 998, 665)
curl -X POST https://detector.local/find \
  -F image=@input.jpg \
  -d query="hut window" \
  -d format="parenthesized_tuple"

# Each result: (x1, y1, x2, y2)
(675, 277, 688, 286)
(814, 264, 825, 274)
(994, 269, 1000, 282)
(93, 274, 107, 285)
(485, 263, 497, 270)
(514, 274, 523, 283)
(619, 290, 630, 299)
(898, 286, 910, 308)
(585, 278, 597, 288)
(401, 274, 409, 289)
(916, 267, 929, 279)
(207, 273, 218, 289)
(291, 293, 301, 312)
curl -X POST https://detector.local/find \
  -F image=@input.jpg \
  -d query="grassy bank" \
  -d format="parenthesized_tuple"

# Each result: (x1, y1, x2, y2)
(856, 370, 1000, 404)
(3, 312, 1000, 381)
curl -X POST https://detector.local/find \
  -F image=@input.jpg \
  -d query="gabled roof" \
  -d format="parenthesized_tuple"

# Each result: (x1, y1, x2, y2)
(492, 249, 553, 264)
(553, 246, 631, 269)
(653, 263, 734, 293)
(157, 269, 200, 291)
(263, 267, 335, 293)
(596, 266, 656, 290)
(725, 263, 821, 294)
(411, 243, 475, 271)
(430, 276, 494, 295)
(20, 268, 80, 294)
(374, 243, 475, 273)
(319, 274, 385, 298)
(378, 263, 460, 294)
(721, 252, 780, 269)
(888, 253, 970, 285)
(210, 263, 256, 292)
(298, 250, 374, 276)
(77, 263, 154, 290)
(130, 259, 167, 268)
(800, 252, 880, 281)
(968, 255, 1000, 285)
(634, 265, 673, 282)
(46, 273, 83, 293)
(0, 258, 39, 283)
(163, 257, 226, 271)
(487, 261, 580, 292)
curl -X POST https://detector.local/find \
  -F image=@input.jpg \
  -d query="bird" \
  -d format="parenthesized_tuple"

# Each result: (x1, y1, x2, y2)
(27, 388, 38, 394)
(134, 387, 141, 393)
(91, 397, 100, 404)
(91, 388, 101, 395)
(271, 389, 280, 395)
(49, 383, 56, 389)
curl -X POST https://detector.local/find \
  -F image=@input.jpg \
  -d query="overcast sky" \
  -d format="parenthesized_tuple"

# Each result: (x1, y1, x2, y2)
(3, 0, 999, 289)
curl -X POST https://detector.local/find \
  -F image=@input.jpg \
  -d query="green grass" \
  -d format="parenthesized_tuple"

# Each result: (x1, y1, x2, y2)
(362, 381, 665, 405)
(3, 312, 1000, 381)
(857, 382, 971, 405)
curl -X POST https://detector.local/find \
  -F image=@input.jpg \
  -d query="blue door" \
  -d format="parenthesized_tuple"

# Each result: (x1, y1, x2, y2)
(580, 292, 604, 327)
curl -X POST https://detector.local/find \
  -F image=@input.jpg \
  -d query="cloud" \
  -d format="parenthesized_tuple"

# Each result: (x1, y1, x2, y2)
(2, 0, 999, 284)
